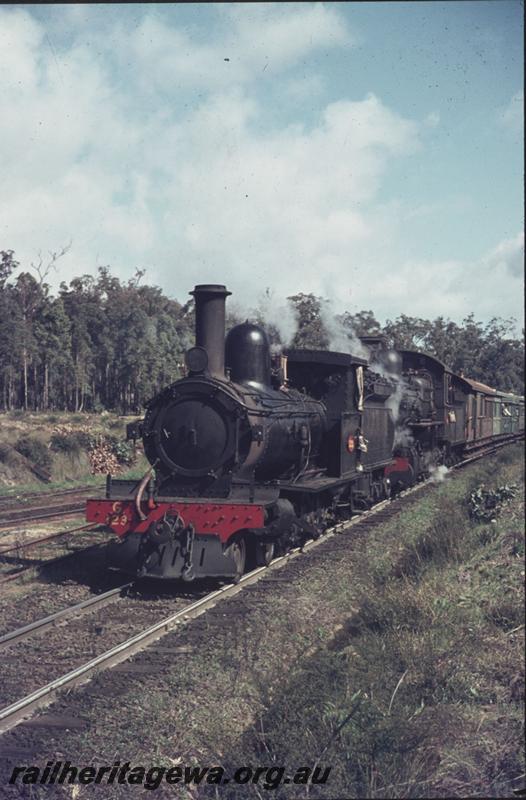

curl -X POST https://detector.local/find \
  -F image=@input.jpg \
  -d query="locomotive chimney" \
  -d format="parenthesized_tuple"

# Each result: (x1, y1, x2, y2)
(190, 284, 231, 378)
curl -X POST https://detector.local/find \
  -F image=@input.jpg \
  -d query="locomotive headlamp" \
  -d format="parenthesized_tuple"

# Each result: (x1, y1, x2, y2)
(185, 346, 208, 374)
(346, 434, 355, 453)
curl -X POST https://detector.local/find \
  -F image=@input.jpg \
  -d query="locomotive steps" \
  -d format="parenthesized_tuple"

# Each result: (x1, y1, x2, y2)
(0, 443, 523, 798)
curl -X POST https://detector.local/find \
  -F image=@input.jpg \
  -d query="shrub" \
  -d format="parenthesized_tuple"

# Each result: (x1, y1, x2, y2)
(105, 434, 136, 466)
(485, 600, 523, 631)
(468, 484, 518, 523)
(108, 418, 124, 431)
(77, 431, 95, 450)
(50, 432, 82, 455)
(14, 435, 53, 471)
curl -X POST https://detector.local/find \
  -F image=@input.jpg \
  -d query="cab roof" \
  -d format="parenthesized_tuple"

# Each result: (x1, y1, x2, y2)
(285, 348, 368, 368)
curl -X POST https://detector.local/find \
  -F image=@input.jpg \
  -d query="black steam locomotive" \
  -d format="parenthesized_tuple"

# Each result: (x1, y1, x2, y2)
(86, 284, 524, 581)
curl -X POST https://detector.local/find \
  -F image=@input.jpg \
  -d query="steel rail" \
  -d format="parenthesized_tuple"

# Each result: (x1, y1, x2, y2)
(453, 436, 522, 468)
(0, 504, 86, 528)
(0, 583, 132, 651)
(0, 567, 266, 733)
(0, 523, 97, 557)
(0, 542, 106, 587)
(0, 439, 520, 732)
(0, 486, 101, 509)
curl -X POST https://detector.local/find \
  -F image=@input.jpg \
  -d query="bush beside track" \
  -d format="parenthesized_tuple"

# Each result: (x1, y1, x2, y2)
(0, 411, 147, 494)
(222, 445, 524, 799)
(0, 445, 523, 799)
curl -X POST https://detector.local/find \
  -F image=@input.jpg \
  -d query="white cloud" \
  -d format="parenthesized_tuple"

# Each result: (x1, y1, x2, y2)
(222, 3, 350, 71)
(497, 91, 523, 135)
(366, 233, 524, 325)
(424, 111, 440, 128)
(124, 3, 350, 92)
(484, 232, 524, 279)
(0, 8, 43, 89)
(284, 74, 325, 103)
(0, 6, 522, 330)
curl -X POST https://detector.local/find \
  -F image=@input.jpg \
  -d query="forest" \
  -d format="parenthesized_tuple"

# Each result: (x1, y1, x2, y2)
(1, 248, 524, 414)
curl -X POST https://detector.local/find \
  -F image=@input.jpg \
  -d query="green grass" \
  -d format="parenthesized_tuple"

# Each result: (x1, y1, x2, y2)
(220, 446, 525, 799)
(0, 473, 101, 497)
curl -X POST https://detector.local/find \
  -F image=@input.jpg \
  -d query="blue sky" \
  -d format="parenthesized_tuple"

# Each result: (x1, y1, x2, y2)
(0, 2, 523, 328)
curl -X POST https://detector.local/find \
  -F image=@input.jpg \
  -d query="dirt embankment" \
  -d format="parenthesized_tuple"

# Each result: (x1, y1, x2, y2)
(0, 411, 146, 493)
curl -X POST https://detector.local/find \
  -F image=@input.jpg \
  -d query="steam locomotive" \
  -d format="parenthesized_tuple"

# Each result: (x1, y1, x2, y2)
(86, 285, 524, 581)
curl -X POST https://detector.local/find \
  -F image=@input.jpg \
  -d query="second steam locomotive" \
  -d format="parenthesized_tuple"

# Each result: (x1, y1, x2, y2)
(86, 284, 524, 581)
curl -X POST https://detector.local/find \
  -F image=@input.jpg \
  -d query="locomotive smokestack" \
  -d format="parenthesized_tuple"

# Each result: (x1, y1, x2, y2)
(190, 284, 231, 378)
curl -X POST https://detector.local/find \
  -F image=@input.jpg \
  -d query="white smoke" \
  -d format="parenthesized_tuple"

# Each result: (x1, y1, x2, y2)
(317, 307, 415, 446)
(256, 288, 298, 348)
(394, 424, 414, 448)
(228, 289, 299, 353)
(371, 361, 414, 445)
(319, 300, 371, 360)
(429, 464, 450, 483)
(385, 379, 404, 421)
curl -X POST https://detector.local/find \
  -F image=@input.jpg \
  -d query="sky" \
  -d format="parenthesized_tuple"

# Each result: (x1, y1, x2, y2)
(0, 2, 523, 327)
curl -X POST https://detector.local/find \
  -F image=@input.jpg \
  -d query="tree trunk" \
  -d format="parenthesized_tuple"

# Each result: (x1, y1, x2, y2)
(43, 362, 49, 409)
(75, 353, 80, 412)
(33, 362, 38, 410)
(22, 348, 28, 411)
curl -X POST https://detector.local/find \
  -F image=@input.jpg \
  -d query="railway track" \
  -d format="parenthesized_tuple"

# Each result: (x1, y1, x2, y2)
(0, 502, 86, 528)
(0, 526, 107, 586)
(0, 488, 105, 584)
(0, 583, 131, 649)
(0, 485, 103, 528)
(0, 439, 521, 735)
(0, 523, 98, 559)
(0, 485, 99, 508)
(0, 580, 216, 733)
(0, 479, 428, 735)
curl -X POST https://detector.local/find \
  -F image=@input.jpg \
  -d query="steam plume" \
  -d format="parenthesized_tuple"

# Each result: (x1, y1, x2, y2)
(319, 300, 371, 360)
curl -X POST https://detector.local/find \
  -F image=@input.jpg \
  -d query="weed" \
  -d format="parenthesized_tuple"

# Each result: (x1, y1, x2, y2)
(14, 435, 53, 471)
(50, 432, 82, 455)
(103, 434, 136, 466)
(468, 484, 518, 523)
(484, 600, 523, 632)
(108, 418, 125, 431)
(8, 409, 25, 419)
(220, 449, 525, 799)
